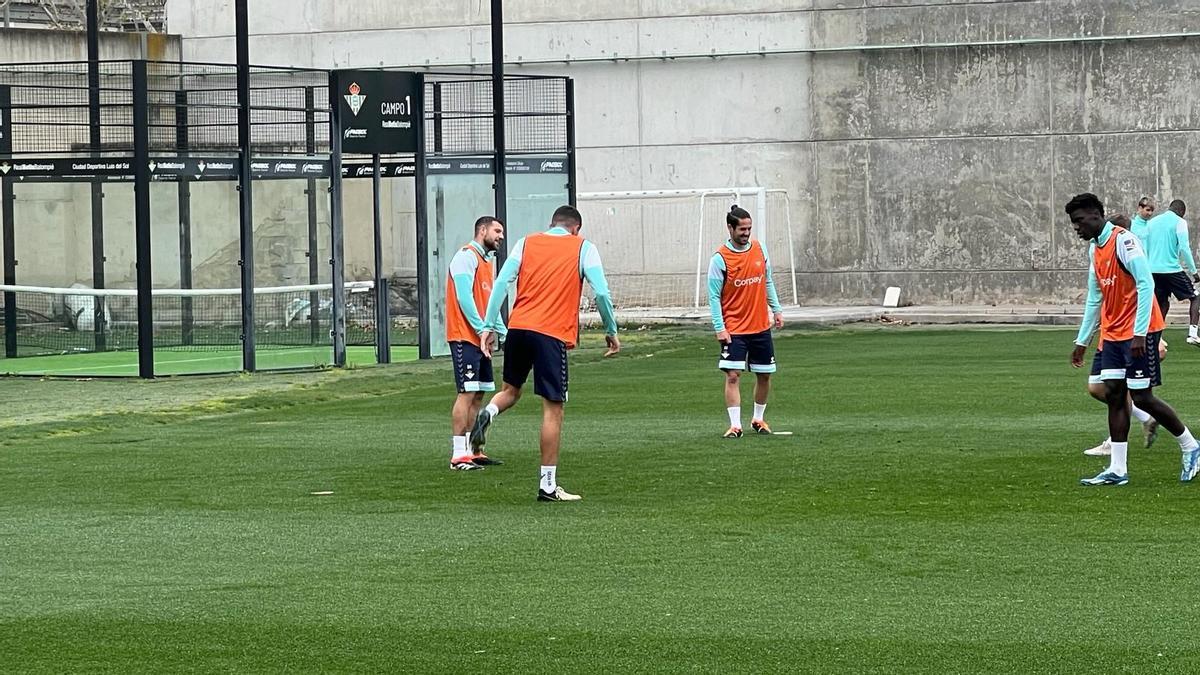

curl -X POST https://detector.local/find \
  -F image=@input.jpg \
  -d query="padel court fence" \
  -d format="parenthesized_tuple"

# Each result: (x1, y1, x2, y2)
(0, 59, 574, 376)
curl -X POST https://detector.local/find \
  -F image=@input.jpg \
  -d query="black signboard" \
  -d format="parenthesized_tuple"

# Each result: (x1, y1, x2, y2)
(334, 70, 422, 155)
(425, 157, 494, 175)
(341, 160, 415, 178)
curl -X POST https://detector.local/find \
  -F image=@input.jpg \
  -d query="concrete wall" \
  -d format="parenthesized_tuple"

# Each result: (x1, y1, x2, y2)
(0, 27, 179, 62)
(87, 2, 1200, 304)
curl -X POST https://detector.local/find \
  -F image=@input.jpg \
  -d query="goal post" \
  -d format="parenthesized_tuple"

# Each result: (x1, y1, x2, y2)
(573, 187, 797, 310)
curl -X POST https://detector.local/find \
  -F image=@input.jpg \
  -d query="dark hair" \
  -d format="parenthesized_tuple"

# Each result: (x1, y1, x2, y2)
(726, 204, 752, 227)
(552, 205, 582, 227)
(1170, 199, 1187, 217)
(474, 215, 500, 232)
(1064, 193, 1104, 216)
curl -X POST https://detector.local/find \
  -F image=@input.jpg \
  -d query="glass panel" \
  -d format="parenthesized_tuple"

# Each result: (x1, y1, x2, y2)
(505, 157, 570, 244)
(425, 172, 494, 357)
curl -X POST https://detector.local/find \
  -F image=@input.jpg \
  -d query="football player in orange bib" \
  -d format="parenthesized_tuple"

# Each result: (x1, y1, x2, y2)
(471, 206, 620, 502)
(708, 205, 784, 439)
(1067, 193, 1200, 485)
(445, 216, 506, 471)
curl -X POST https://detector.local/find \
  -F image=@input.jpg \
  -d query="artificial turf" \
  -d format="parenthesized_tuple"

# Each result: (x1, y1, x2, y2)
(3, 326, 1199, 672)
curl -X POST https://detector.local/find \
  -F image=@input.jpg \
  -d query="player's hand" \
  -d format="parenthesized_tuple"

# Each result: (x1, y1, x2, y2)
(480, 330, 494, 359)
(716, 330, 731, 343)
(1071, 344, 1086, 368)
(1132, 335, 1147, 359)
(773, 312, 784, 330)
(603, 334, 620, 357)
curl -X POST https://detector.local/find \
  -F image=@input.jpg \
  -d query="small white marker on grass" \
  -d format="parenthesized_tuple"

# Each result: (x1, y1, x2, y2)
(772, 431, 794, 436)
(310, 491, 334, 496)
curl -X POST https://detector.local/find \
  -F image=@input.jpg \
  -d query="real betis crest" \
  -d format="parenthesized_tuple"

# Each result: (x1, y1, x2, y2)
(344, 82, 366, 116)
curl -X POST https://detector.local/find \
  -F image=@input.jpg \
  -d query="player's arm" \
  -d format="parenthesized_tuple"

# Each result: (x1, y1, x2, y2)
(1177, 217, 1198, 277)
(1072, 250, 1100, 367)
(763, 245, 784, 328)
(707, 253, 728, 340)
(449, 249, 486, 335)
(480, 239, 523, 354)
(581, 241, 620, 356)
(1117, 231, 1155, 357)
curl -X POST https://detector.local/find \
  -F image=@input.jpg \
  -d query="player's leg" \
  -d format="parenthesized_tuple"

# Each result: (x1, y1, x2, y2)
(470, 330, 532, 452)
(1125, 332, 1200, 480)
(530, 334, 579, 502)
(469, 354, 503, 465)
(1082, 343, 1134, 485)
(1188, 296, 1200, 344)
(720, 335, 749, 438)
(1083, 355, 1112, 456)
(747, 330, 776, 434)
(449, 341, 485, 470)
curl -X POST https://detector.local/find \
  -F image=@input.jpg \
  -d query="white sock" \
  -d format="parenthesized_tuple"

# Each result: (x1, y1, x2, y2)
(452, 435, 469, 460)
(485, 403, 499, 417)
(1190, 325, 1198, 339)
(1131, 404, 1152, 424)
(727, 406, 741, 428)
(1109, 442, 1129, 476)
(1176, 427, 1198, 452)
(752, 402, 767, 422)
(540, 465, 557, 493)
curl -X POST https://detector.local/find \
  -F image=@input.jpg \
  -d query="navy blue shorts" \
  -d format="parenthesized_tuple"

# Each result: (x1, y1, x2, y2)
(502, 328, 569, 402)
(1098, 332, 1162, 390)
(1089, 348, 1104, 385)
(718, 330, 776, 374)
(450, 341, 494, 393)
(1153, 272, 1197, 306)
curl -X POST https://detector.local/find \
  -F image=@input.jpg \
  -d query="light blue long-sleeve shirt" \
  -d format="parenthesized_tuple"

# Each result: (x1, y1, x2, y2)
(482, 227, 618, 336)
(707, 239, 783, 332)
(1075, 222, 1155, 345)
(1144, 211, 1197, 275)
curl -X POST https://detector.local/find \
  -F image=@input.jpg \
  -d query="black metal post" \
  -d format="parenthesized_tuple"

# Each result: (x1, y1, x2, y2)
(415, 78, 431, 360)
(328, 72, 347, 367)
(132, 60, 154, 379)
(87, 0, 107, 352)
(491, 0, 508, 269)
(235, 0, 256, 371)
(432, 83, 443, 154)
(1, 83, 15, 358)
(176, 89, 194, 346)
(566, 78, 577, 205)
(304, 85, 320, 346)
(372, 153, 390, 363)
(1, 175, 13, 359)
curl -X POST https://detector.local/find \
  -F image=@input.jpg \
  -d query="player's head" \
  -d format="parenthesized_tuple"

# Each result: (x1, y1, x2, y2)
(1107, 213, 1130, 230)
(1170, 199, 1187, 217)
(1137, 195, 1156, 219)
(726, 204, 753, 247)
(551, 205, 583, 235)
(1065, 193, 1106, 241)
(474, 216, 505, 252)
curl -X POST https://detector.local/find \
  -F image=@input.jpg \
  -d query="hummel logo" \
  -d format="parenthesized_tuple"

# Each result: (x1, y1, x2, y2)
(0, 162, 10, 175)
(721, 349, 731, 359)
(148, 161, 157, 172)
(197, 161, 207, 173)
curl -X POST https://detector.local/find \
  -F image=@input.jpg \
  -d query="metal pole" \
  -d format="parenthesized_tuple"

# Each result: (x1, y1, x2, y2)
(491, 0, 508, 268)
(132, 60, 154, 379)
(305, 85, 320, 346)
(328, 71, 348, 367)
(176, 89, 194, 346)
(415, 78, 431, 360)
(0, 83, 12, 358)
(372, 153, 390, 363)
(432, 83, 443, 154)
(565, 78, 577, 205)
(87, 0, 107, 352)
(1, 175, 13, 359)
(235, 0, 256, 371)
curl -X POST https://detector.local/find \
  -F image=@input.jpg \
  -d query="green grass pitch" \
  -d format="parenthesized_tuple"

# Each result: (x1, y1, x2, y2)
(3, 326, 1200, 672)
